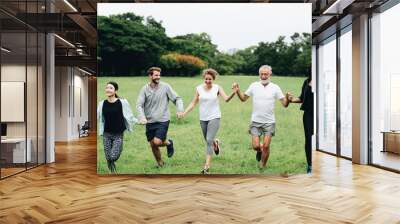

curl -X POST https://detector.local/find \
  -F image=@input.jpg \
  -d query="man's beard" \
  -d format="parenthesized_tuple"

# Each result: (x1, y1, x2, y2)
(260, 78, 270, 85)
(152, 79, 160, 84)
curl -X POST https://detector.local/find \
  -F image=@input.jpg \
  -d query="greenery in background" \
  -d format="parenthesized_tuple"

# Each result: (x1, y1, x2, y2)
(97, 76, 307, 175)
(98, 13, 311, 77)
(98, 13, 170, 75)
(169, 33, 218, 65)
(159, 53, 206, 76)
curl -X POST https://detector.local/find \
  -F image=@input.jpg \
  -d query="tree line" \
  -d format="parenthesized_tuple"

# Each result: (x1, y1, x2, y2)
(98, 13, 311, 77)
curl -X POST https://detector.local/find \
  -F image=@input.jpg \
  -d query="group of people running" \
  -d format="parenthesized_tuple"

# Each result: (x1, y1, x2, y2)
(97, 65, 314, 174)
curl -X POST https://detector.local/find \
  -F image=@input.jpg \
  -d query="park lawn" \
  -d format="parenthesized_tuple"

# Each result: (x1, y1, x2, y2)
(97, 75, 307, 175)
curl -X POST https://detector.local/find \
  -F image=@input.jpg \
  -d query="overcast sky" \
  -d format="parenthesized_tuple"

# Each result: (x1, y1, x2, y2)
(98, 3, 311, 52)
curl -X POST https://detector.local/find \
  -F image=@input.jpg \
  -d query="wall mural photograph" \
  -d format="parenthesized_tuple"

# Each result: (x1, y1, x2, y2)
(97, 3, 312, 175)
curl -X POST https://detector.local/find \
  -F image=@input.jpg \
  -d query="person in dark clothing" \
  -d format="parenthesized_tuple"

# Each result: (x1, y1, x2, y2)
(288, 76, 314, 174)
(97, 81, 136, 174)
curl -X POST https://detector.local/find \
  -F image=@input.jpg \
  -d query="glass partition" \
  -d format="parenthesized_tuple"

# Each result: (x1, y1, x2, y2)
(339, 27, 352, 158)
(0, 2, 46, 179)
(370, 3, 400, 171)
(27, 30, 38, 169)
(1, 31, 28, 177)
(317, 35, 337, 154)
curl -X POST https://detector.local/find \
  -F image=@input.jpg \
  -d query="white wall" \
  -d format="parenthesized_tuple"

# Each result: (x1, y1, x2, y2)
(54, 66, 89, 141)
(72, 72, 89, 138)
(54, 66, 69, 141)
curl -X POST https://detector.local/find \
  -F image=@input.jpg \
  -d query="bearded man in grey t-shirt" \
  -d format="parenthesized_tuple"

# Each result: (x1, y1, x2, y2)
(136, 67, 184, 167)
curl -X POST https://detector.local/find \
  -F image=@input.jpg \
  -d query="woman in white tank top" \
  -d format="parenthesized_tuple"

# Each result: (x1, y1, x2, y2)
(182, 69, 235, 174)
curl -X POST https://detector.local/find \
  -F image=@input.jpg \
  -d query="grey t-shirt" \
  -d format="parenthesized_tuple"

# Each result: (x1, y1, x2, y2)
(136, 81, 184, 123)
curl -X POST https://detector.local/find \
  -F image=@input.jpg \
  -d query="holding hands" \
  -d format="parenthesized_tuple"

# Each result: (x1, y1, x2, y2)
(138, 118, 148, 125)
(286, 91, 302, 104)
(176, 112, 185, 119)
(232, 82, 240, 93)
(286, 92, 294, 102)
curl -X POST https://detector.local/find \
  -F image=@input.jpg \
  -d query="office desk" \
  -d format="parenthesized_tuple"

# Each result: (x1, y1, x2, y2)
(382, 131, 400, 154)
(1, 138, 31, 163)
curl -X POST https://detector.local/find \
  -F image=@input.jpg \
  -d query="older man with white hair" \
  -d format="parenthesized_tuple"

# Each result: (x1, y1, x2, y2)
(233, 65, 289, 168)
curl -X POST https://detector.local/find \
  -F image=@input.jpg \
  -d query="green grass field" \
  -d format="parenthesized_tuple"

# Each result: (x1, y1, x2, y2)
(97, 75, 306, 175)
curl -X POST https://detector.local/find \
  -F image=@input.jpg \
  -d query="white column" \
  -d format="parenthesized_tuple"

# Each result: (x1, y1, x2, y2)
(46, 33, 55, 163)
(352, 14, 369, 164)
(45, 0, 55, 163)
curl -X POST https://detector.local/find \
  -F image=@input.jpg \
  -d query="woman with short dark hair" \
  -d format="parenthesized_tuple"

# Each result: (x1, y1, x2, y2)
(97, 81, 137, 173)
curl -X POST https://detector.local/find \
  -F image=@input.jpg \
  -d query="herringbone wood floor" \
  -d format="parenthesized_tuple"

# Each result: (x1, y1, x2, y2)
(1, 135, 400, 223)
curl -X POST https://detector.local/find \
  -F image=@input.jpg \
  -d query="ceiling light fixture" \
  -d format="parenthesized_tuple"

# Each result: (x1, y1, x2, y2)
(78, 67, 93, 76)
(54, 34, 75, 48)
(63, 0, 78, 12)
(322, 0, 354, 15)
(1, 47, 11, 53)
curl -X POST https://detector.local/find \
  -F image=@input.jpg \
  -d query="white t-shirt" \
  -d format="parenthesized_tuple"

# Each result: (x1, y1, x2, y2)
(196, 84, 221, 121)
(244, 81, 284, 123)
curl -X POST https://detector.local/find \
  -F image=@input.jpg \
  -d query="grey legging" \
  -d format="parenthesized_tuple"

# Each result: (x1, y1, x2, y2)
(103, 132, 124, 172)
(200, 118, 220, 155)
